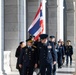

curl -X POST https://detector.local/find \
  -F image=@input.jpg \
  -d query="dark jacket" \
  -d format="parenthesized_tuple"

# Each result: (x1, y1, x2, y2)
(47, 41, 56, 63)
(65, 45, 73, 56)
(37, 42, 48, 65)
(19, 45, 37, 67)
(56, 45, 65, 57)
(15, 46, 22, 69)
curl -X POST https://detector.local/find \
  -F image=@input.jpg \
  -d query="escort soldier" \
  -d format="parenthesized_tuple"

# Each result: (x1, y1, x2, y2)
(65, 40, 73, 66)
(29, 35, 40, 75)
(19, 38, 38, 75)
(49, 36, 57, 75)
(49, 36, 56, 43)
(46, 36, 56, 75)
(15, 41, 26, 75)
(61, 41, 66, 64)
(56, 41, 65, 68)
(37, 34, 48, 75)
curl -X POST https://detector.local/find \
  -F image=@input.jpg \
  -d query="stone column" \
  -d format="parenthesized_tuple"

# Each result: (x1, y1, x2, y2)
(66, 0, 74, 45)
(46, 0, 57, 37)
(18, 0, 26, 42)
(0, 0, 5, 75)
(57, 0, 64, 41)
(72, 1, 76, 74)
(24, 0, 27, 41)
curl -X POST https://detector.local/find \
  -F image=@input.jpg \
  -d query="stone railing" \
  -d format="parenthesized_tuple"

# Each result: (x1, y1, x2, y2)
(4, 51, 11, 73)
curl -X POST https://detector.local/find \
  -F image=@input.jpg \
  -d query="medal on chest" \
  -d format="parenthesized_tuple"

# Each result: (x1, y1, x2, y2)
(25, 48, 28, 54)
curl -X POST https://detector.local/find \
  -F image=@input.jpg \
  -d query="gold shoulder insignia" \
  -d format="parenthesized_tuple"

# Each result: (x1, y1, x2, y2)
(33, 45, 37, 48)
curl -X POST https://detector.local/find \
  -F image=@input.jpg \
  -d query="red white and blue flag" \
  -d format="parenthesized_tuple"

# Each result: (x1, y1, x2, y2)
(28, 2, 44, 40)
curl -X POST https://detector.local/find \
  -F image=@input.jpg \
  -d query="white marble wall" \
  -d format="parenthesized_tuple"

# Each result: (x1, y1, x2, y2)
(4, 0, 27, 71)
(4, 0, 19, 71)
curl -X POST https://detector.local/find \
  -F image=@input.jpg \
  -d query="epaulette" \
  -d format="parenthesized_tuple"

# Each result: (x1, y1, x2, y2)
(32, 45, 37, 48)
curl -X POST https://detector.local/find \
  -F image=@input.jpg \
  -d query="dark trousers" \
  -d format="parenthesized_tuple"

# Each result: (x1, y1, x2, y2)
(21, 62, 34, 75)
(46, 63, 52, 75)
(40, 62, 53, 75)
(58, 55, 62, 68)
(40, 64, 46, 75)
(21, 66, 33, 75)
(66, 55, 72, 65)
(53, 64, 56, 75)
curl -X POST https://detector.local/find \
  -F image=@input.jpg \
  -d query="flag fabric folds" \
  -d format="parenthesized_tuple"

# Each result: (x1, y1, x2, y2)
(28, 2, 44, 40)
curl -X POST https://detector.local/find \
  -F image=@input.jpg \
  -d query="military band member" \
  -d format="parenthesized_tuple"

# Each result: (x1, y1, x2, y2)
(65, 40, 73, 66)
(19, 38, 37, 75)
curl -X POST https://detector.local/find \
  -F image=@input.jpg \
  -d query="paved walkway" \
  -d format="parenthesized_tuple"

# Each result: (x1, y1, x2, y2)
(56, 61, 75, 75)
(6, 61, 75, 75)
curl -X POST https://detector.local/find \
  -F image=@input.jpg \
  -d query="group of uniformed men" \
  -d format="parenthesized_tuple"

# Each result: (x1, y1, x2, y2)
(15, 34, 73, 75)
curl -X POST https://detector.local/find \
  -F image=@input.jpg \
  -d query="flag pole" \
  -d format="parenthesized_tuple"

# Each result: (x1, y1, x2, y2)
(42, 0, 47, 33)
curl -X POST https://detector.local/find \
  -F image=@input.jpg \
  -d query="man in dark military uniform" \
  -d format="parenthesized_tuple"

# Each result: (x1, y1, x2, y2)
(37, 34, 48, 75)
(56, 41, 65, 68)
(19, 38, 38, 75)
(29, 35, 40, 75)
(37, 34, 56, 75)
(65, 40, 73, 66)
(61, 41, 66, 64)
(46, 36, 56, 75)
(49, 36, 57, 75)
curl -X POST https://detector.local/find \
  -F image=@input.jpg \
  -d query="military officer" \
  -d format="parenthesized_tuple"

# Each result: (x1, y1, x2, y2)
(65, 40, 73, 66)
(61, 41, 66, 64)
(37, 34, 48, 75)
(29, 35, 40, 75)
(19, 38, 38, 75)
(56, 41, 65, 68)
(46, 36, 56, 75)
(49, 36, 57, 75)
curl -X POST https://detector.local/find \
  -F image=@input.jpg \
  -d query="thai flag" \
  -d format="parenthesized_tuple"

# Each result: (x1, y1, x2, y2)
(28, 2, 44, 40)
